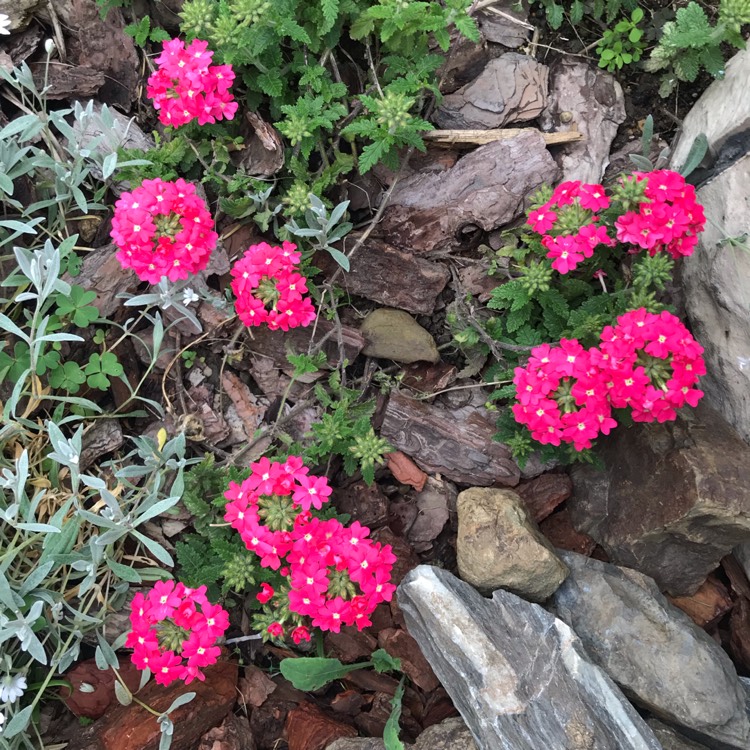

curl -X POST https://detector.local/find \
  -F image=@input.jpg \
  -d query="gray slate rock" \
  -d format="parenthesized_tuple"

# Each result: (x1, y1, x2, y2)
(681, 153, 750, 444)
(397, 565, 663, 750)
(551, 551, 750, 749)
(456, 487, 568, 601)
(669, 48, 750, 171)
(413, 718, 477, 750)
(434, 54, 548, 129)
(568, 401, 750, 596)
(647, 720, 711, 750)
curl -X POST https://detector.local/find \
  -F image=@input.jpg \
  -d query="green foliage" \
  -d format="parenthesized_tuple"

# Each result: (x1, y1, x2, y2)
(528, 0, 638, 30)
(176, 0, 477, 183)
(296, 369, 391, 483)
(645, 0, 750, 96)
(597, 8, 646, 71)
(124, 15, 171, 47)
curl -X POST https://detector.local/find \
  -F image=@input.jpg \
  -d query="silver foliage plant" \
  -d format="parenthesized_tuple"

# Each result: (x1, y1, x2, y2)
(0, 59, 197, 747)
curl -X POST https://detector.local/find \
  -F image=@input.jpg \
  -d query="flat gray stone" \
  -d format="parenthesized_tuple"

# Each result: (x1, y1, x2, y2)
(681, 153, 750, 443)
(551, 552, 750, 749)
(568, 401, 750, 596)
(397, 565, 663, 750)
(669, 48, 750, 171)
(413, 718, 476, 750)
(647, 719, 711, 750)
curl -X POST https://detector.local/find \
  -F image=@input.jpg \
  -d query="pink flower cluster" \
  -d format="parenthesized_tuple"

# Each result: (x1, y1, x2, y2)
(614, 171, 705, 259)
(528, 181, 615, 274)
(527, 171, 706, 273)
(110, 178, 217, 284)
(147, 38, 237, 127)
(126, 581, 229, 686)
(230, 242, 317, 331)
(224, 457, 397, 637)
(513, 308, 705, 450)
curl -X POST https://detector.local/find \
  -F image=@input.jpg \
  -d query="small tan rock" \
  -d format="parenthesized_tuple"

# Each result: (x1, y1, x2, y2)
(360, 309, 440, 364)
(456, 487, 568, 601)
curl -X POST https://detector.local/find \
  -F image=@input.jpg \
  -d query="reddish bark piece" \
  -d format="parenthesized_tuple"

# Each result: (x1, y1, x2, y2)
(386, 452, 428, 492)
(421, 688, 460, 730)
(332, 481, 389, 529)
(378, 628, 440, 693)
(368, 603, 395, 636)
(380, 391, 521, 486)
(325, 628, 378, 664)
(65, 659, 238, 750)
(515, 473, 573, 523)
(65, 0, 139, 107)
(400, 362, 457, 397)
(378, 132, 558, 253)
(30, 63, 105, 99)
(238, 112, 285, 177)
(316, 237, 450, 315)
(372, 528, 420, 587)
(330, 690, 366, 716)
(434, 55, 548, 129)
(539, 508, 596, 557)
(285, 702, 357, 750)
(197, 714, 256, 750)
(668, 574, 734, 629)
(354, 692, 395, 738)
(388, 499, 419, 538)
(239, 666, 277, 708)
(61, 660, 141, 719)
(730, 597, 750, 672)
(221, 371, 265, 438)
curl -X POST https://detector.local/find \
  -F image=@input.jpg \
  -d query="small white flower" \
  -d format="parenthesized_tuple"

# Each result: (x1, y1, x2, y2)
(0, 674, 27, 703)
(0, 14, 11, 36)
(182, 288, 199, 306)
(44, 38, 56, 56)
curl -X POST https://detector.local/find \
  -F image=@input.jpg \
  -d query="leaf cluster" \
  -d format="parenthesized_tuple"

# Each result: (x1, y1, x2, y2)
(645, 0, 749, 96)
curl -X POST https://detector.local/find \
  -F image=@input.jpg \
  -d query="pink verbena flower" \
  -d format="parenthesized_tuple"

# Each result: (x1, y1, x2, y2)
(512, 339, 615, 451)
(147, 38, 238, 128)
(126, 582, 228, 686)
(614, 170, 705, 259)
(598, 308, 705, 421)
(223, 457, 397, 637)
(110, 178, 217, 283)
(230, 242, 316, 331)
(527, 181, 613, 274)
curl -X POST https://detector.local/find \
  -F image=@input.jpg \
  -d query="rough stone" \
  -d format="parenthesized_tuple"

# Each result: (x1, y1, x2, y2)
(734, 543, 750, 582)
(681, 153, 750, 443)
(360, 309, 440, 364)
(456, 487, 568, 600)
(551, 551, 750, 749)
(568, 401, 750, 596)
(378, 131, 559, 253)
(647, 720, 711, 750)
(669, 48, 750, 171)
(539, 59, 626, 183)
(413, 717, 477, 750)
(434, 55, 548, 129)
(397, 565, 663, 750)
(380, 391, 522, 486)
(317, 237, 449, 315)
(326, 740, 393, 750)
